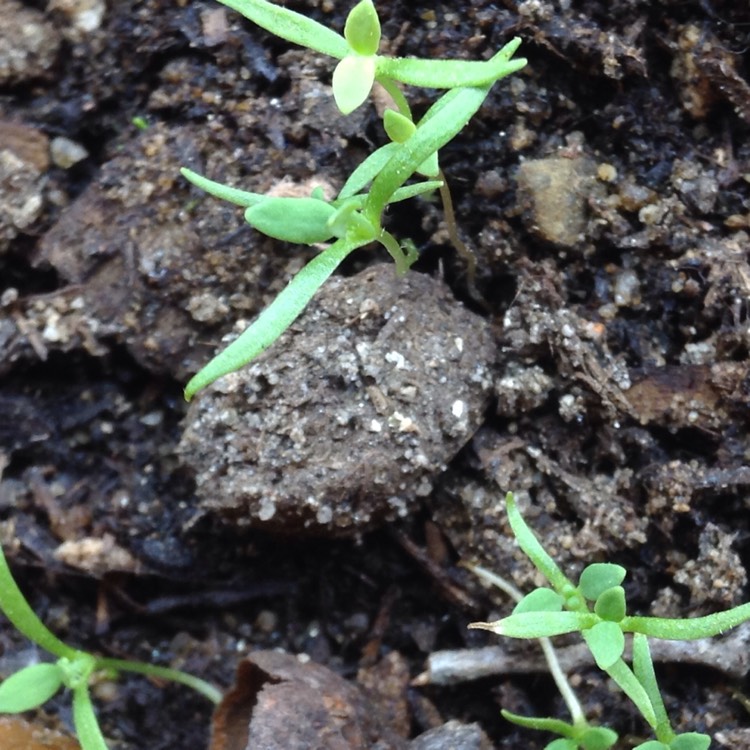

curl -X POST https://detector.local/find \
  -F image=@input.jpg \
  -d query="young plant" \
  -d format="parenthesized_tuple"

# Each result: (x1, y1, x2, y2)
(0, 544, 221, 750)
(469, 492, 750, 750)
(180, 0, 526, 399)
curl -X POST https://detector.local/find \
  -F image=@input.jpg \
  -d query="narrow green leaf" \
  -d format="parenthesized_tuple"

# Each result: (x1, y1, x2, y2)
(503, 493, 575, 600)
(632, 634, 671, 733)
(387, 180, 443, 202)
(623, 601, 750, 640)
(184, 238, 364, 399)
(605, 660, 657, 729)
(579, 564, 627, 600)
(332, 55, 375, 114)
(470, 611, 594, 639)
(244, 197, 336, 243)
(0, 545, 77, 660)
(180, 167, 265, 208)
(375, 37, 526, 88)
(344, 0, 380, 56)
(216, 0, 348, 58)
(365, 84, 494, 227)
(0, 663, 63, 713)
(72, 686, 108, 750)
(501, 709, 576, 737)
(513, 587, 564, 614)
(337, 142, 399, 199)
(584, 622, 625, 670)
(96, 657, 222, 704)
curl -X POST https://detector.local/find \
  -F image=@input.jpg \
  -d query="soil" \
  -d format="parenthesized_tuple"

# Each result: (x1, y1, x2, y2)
(1, 0, 749, 748)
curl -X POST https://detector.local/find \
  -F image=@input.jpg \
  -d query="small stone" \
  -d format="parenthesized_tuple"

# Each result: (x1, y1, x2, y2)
(50, 137, 89, 168)
(516, 156, 598, 247)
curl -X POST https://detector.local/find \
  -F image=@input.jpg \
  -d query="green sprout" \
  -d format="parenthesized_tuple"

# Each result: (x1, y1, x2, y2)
(180, 0, 526, 399)
(469, 493, 750, 750)
(0, 544, 221, 750)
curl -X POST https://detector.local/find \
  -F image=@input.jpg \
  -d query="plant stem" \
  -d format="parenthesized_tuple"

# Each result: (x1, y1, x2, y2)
(97, 658, 222, 704)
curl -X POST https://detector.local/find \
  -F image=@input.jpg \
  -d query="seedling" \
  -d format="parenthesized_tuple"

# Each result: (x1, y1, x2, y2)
(469, 493, 750, 749)
(0, 544, 221, 750)
(180, 0, 526, 399)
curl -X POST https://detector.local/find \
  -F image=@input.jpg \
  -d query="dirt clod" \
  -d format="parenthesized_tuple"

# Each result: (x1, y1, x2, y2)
(179, 265, 495, 535)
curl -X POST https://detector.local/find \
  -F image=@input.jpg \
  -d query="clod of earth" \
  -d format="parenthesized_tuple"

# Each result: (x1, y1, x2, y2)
(179, 264, 495, 535)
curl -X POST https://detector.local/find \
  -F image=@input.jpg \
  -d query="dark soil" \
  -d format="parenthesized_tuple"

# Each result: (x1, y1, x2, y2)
(1, 0, 749, 748)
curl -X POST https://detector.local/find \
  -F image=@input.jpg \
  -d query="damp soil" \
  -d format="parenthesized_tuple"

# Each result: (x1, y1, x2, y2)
(1, 0, 749, 748)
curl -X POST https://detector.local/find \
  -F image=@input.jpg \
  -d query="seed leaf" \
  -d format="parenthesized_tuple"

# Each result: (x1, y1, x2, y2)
(333, 55, 376, 114)
(594, 586, 627, 622)
(0, 663, 63, 712)
(512, 587, 564, 614)
(585, 621, 625, 670)
(579, 564, 627, 600)
(344, 0, 380, 56)
(244, 197, 336, 244)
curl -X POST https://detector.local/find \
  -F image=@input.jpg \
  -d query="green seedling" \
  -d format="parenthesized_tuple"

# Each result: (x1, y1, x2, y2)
(0, 544, 221, 750)
(180, 0, 526, 399)
(469, 493, 750, 749)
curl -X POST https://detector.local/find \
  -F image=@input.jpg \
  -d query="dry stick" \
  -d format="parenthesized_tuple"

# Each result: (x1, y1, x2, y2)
(414, 621, 750, 686)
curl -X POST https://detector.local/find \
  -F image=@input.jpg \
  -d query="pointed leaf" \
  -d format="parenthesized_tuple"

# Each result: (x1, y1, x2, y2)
(180, 167, 265, 208)
(0, 663, 63, 713)
(337, 142, 399, 199)
(216, 0, 348, 58)
(622, 600, 750, 640)
(501, 709, 576, 736)
(632, 634, 670, 730)
(470, 611, 594, 639)
(332, 55, 375, 114)
(579, 564, 627, 600)
(375, 38, 526, 88)
(185, 238, 364, 399)
(606, 660, 658, 729)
